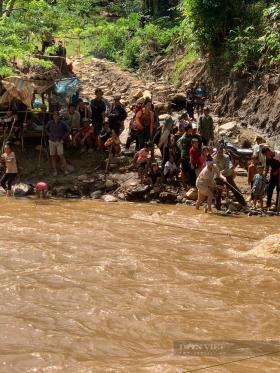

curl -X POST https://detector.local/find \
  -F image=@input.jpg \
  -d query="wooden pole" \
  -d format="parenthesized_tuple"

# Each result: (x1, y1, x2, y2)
(104, 145, 112, 192)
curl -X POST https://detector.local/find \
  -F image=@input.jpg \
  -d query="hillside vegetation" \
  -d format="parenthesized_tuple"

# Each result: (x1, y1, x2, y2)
(0, 0, 279, 77)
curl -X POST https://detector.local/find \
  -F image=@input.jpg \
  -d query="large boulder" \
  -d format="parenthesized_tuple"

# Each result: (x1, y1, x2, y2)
(171, 92, 186, 109)
(102, 194, 118, 203)
(219, 121, 238, 132)
(12, 183, 34, 197)
(77, 179, 96, 196)
(159, 191, 177, 203)
(77, 174, 88, 181)
(143, 90, 152, 101)
(90, 190, 102, 199)
(52, 185, 67, 197)
(132, 89, 143, 99)
(153, 102, 170, 115)
(126, 185, 150, 200)
(186, 188, 198, 201)
(159, 114, 171, 122)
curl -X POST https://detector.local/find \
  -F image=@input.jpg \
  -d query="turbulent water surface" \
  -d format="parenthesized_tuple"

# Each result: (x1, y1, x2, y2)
(0, 198, 280, 372)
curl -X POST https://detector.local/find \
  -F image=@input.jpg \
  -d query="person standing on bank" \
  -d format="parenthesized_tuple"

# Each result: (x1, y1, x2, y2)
(134, 100, 154, 150)
(185, 83, 195, 119)
(262, 146, 280, 209)
(108, 95, 127, 136)
(198, 107, 214, 145)
(177, 123, 195, 187)
(1, 143, 18, 196)
(90, 88, 106, 135)
(45, 112, 70, 177)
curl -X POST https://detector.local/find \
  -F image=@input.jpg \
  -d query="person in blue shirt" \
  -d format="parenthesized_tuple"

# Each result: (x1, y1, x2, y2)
(252, 163, 266, 209)
(45, 112, 70, 177)
(194, 84, 208, 116)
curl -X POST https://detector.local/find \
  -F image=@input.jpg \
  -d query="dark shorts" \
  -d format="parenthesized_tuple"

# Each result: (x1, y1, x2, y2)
(1, 173, 17, 191)
(138, 161, 147, 174)
(93, 121, 103, 135)
(181, 158, 190, 173)
(195, 101, 205, 110)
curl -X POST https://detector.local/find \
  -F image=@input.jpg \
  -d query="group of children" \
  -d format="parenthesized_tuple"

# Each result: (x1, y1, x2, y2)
(134, 136, 211, 189)
(71, 117, 120, 156)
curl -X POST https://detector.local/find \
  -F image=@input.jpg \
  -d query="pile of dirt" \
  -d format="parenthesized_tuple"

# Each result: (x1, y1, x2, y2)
(73, 57, 177, 114)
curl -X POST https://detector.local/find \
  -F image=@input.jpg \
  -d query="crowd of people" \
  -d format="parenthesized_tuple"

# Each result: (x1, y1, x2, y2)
(0, 82, 279, 213)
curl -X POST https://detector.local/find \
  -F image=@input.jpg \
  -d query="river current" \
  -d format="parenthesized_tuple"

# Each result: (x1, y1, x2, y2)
(0, 198, 280, 372)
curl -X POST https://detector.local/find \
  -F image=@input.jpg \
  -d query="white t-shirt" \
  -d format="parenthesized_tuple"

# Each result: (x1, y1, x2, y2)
(196, 165, 219, 188)
(164, 161, 177, 176)
(253, 144, 266, 167)
(274, 150, 280, 162)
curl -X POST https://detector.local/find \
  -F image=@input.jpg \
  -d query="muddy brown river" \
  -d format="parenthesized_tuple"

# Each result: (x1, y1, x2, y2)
(0, 198, 280, 372)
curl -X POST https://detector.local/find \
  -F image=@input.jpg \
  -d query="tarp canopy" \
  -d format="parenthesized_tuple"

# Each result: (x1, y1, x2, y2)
(0, 76, 54, 108)
(54, 77, 79, 97)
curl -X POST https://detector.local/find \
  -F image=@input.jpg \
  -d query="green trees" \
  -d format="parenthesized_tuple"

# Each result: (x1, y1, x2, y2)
(181, 0, 280, 69)
(0, 0, 278, 76)
(143, 0, 179, 17)
(182, 0, 254, 51)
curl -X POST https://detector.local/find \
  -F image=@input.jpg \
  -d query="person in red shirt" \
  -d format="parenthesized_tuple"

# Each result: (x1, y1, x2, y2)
(190, 138, 201, 178)
(74, 118, 96, 153)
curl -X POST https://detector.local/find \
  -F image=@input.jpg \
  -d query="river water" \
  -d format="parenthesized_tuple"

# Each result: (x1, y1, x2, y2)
(0, 198, 280, 372)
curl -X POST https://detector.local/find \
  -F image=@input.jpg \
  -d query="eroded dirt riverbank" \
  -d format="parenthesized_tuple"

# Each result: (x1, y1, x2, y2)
(12, 57, 278, 216)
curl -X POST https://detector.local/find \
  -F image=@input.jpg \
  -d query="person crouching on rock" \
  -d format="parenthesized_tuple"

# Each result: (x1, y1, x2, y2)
(195, 155, 225, 214)
(104, 130, 121, 157)
(0, 143, 18, 196)
(134, 142, 151, 184)
(74, 117, 96, 153)
(45, 111, 70, 177)
(98, 121, 112, 151)
(163, 155, 177, 182)
(36, 181, 48, 199)
(148, 162, 162, 186)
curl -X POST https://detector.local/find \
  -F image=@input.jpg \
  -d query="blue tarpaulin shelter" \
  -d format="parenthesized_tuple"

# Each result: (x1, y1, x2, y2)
(54, 77, 79, 97)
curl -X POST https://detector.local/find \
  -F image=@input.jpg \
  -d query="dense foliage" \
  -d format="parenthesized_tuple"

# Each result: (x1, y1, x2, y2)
(0, 0, 279, 76)
(182, 0, 280, 70)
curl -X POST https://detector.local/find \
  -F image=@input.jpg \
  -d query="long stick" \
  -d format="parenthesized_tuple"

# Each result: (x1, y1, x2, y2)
(37, 128, 44, 168)
(1, 127, 6, 153)
(1, 118, 16, 152)
(104, 145, 112, 191)
(276, 179, 280, 214)
(223, 179, 246, 205)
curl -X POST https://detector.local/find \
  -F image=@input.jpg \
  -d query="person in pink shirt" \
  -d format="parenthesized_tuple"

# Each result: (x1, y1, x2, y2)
(197, 146, 210, 175)
(190, 138, 201, 178)
(134, 143, 151, 184)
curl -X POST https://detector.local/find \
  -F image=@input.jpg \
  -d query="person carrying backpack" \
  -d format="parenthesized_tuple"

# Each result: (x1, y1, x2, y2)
(134, 100, 154, 150)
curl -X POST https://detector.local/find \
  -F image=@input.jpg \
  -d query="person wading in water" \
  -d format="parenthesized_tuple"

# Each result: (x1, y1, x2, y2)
(45, 112, 70, 177)
(1, 143, 18, 196)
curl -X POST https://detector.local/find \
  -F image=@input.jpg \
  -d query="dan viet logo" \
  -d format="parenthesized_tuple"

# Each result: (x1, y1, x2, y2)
(174, 340, 280, 356)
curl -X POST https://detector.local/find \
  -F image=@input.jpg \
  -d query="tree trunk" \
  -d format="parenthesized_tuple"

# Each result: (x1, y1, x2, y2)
(6, 0, 16, 16)
(152, 0, 158, 16)
(0, 0, 3, 17)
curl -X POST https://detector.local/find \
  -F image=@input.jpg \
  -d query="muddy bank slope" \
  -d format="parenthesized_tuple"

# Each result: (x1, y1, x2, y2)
(147, 55, 280, 144)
